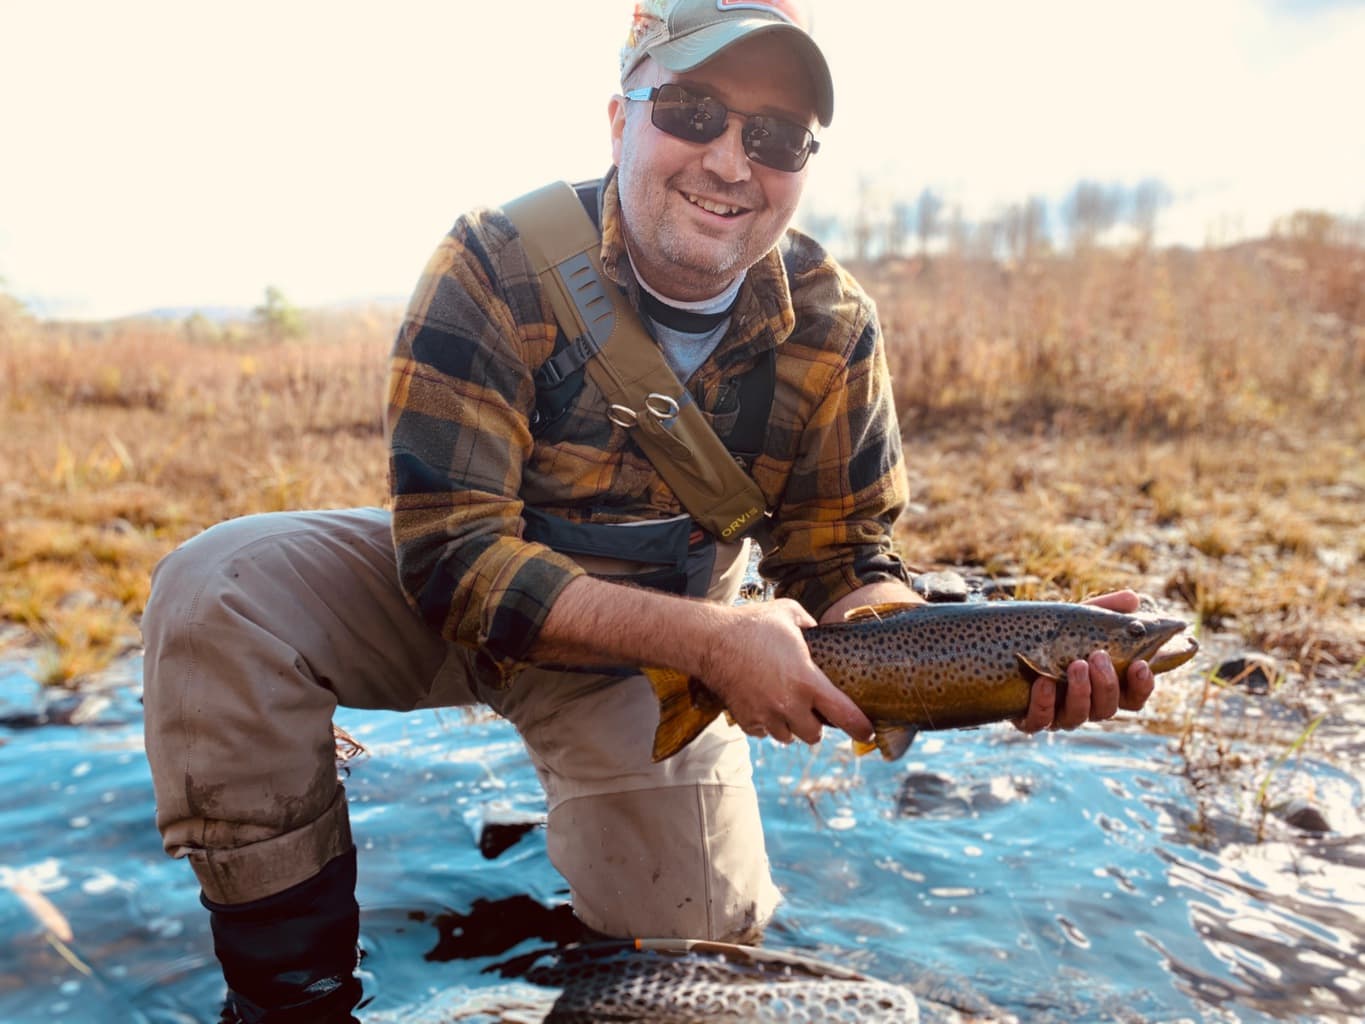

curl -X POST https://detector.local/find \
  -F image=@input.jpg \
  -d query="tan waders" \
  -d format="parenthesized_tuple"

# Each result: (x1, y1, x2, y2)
(142, 507, 781, 1016)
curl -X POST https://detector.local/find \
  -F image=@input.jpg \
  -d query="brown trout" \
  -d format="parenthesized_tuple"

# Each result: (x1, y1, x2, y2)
(649, 600, 1198, 762)
(366, 939, 921, 1023)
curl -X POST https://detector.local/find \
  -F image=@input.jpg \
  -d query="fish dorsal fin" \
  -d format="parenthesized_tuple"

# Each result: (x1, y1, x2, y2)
(842, 601, 923, 624)
(1015, 653, 1048, 684)
(853, 724, 918, 761)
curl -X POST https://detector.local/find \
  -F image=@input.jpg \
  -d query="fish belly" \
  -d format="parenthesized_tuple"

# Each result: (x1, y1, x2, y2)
(814, 635, 1037, 732)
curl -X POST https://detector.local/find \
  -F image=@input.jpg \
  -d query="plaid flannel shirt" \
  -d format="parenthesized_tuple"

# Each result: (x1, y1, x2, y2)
(387, 172, 908, 674)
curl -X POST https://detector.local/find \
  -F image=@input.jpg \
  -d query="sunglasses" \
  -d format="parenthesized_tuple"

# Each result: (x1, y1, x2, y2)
(623, 83, 819, 173)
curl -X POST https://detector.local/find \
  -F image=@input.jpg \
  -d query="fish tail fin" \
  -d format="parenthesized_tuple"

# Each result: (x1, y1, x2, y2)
(645, 666, 723, 763)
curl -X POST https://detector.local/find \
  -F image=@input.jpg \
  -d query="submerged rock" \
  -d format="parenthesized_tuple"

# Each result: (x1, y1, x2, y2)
(1213, 654, 1279, 694)
(1278, 799, 1332, 835)
(475, 804, 547, 859)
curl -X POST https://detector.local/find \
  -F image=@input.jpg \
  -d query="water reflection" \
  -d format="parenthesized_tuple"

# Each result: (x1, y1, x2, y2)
(0, 655, 1361, 1023)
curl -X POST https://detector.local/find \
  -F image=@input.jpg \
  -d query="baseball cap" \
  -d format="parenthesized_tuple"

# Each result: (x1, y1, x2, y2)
(620, 0, 834, 126)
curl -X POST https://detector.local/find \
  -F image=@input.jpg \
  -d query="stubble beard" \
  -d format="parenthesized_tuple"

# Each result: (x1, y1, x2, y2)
(622, 169, 762, 299)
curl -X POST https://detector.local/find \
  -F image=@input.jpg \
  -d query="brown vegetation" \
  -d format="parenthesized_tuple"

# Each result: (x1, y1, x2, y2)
(1, 228, 1362, 694)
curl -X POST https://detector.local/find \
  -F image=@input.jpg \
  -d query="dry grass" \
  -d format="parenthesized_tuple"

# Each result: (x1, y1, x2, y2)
(865, 235, 1365, 679)
(1, 310, 393, 684)
(1, 233, 1362, 691)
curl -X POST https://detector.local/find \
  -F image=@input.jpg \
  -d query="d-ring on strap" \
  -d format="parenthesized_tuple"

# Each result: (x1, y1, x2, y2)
(503, 181, 769, 542)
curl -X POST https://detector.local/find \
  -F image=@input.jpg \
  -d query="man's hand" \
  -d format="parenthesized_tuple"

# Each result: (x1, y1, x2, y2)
(1013, 589, 1157, 734)
(533, 576, 873, 748)
(700, 598, 874, 747)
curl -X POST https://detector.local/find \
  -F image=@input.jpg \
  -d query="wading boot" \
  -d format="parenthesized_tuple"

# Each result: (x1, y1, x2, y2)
(205, 847, 362, 1023)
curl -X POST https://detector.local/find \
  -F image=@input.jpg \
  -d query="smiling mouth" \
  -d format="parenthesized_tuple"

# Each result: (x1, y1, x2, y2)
(683, 191, 748, 218)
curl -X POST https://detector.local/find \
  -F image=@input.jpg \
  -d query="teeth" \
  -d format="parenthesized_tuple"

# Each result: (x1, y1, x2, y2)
(685, 192, 743, 216)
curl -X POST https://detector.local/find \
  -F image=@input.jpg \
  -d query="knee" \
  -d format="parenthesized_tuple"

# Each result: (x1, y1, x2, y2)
(145, 513, 308, 635)
(546, 783, 781, 941)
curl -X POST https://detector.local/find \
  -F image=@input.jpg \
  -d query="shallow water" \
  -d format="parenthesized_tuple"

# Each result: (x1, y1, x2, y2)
(0, 653, 1361, 1023)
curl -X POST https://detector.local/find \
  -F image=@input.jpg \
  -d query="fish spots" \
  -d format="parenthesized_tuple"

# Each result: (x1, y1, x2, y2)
(797, 601, 1191, 748)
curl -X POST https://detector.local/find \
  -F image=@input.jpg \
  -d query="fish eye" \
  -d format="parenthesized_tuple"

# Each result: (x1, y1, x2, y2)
(1126, 621, 1147, 638)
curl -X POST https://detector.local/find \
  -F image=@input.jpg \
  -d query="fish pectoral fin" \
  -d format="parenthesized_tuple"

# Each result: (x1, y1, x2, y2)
(841, 601, 925, 624)
(854, 724, 918, 761)
(1015, 653, 1049, 684)
(644, 666, 724, 763)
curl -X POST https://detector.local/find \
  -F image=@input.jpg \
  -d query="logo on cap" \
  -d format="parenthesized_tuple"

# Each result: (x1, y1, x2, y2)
(716, 0, 809, 30)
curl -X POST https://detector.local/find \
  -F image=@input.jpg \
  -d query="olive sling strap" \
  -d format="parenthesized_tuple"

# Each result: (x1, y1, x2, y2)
(503, 180, 768, 542)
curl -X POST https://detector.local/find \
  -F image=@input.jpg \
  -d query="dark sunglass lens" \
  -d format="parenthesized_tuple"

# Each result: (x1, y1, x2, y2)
(743, 117, 812, 172)
(652, 85, 727, 142)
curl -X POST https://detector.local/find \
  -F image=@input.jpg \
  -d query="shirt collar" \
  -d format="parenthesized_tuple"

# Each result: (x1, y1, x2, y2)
(598, 169, 797, 360)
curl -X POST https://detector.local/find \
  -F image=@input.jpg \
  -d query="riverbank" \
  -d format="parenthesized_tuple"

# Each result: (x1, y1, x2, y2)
(2, 241, 1362, 815)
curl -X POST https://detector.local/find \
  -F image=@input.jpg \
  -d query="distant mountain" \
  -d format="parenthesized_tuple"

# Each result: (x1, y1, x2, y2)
(129, 306, 249, 323)
(123, 296, 409, 324)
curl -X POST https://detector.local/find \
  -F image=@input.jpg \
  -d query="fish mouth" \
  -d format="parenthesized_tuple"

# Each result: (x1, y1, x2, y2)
(1133, 616, 1198, 673)
(1149, 634, 1199, 673)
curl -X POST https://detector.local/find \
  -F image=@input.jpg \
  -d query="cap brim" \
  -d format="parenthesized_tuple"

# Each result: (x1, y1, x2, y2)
(647, 20, 834, 127)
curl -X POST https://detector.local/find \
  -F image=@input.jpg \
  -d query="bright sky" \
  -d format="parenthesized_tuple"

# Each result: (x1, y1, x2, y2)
(3, 0, 1362, 320)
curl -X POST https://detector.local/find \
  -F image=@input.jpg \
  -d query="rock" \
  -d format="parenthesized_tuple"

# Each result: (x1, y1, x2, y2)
(476, 805, 546, 859)
(913, 571, 969, 603)
(0, 693, 114, 729)
(1279, 799, 1331, 834)
(1212, 653, 1278, 694)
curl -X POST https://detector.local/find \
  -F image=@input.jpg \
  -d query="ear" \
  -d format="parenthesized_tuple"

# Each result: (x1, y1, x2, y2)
(608, 93, 628, 166)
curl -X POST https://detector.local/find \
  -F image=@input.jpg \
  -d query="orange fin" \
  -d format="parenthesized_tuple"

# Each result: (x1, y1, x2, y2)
(852, 724, 919, 761)
(645, 666, 723, 763)
(841, 601, 924, 624)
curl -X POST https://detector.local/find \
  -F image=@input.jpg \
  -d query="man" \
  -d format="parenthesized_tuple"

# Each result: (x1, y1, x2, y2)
(142, 2, 1155, 1020)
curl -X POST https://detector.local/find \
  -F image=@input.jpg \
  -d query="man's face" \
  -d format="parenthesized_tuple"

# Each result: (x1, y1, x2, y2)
(609, 34, 818, 302)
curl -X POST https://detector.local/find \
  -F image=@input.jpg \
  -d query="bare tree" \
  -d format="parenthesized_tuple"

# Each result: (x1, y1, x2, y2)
(1021, 196, 1049, 260)
(798, 207, 842, 251)
(973, 217, 1003, 262)
(1063, 180, 1123, 251)
(887, 201, 915, 258)
(1131, 178, 1173, 247)
(916, 187, 943, 257)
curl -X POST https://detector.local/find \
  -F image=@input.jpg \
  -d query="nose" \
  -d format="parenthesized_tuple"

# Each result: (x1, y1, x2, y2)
(699, 115, 753, 183)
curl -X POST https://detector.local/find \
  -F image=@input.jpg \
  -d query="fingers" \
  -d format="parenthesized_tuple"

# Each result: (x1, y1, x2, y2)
(1121, 659, 1155, 711)
(741, 681, 869, 748)
(1087, 651, 1121, 721)
(1083, 589, 1140, 613)
(1014, 676, 1057, 734)
(775, 597, 818, 631)
(1017, 651, 1128, 733)
(812, 687, 874, 745)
